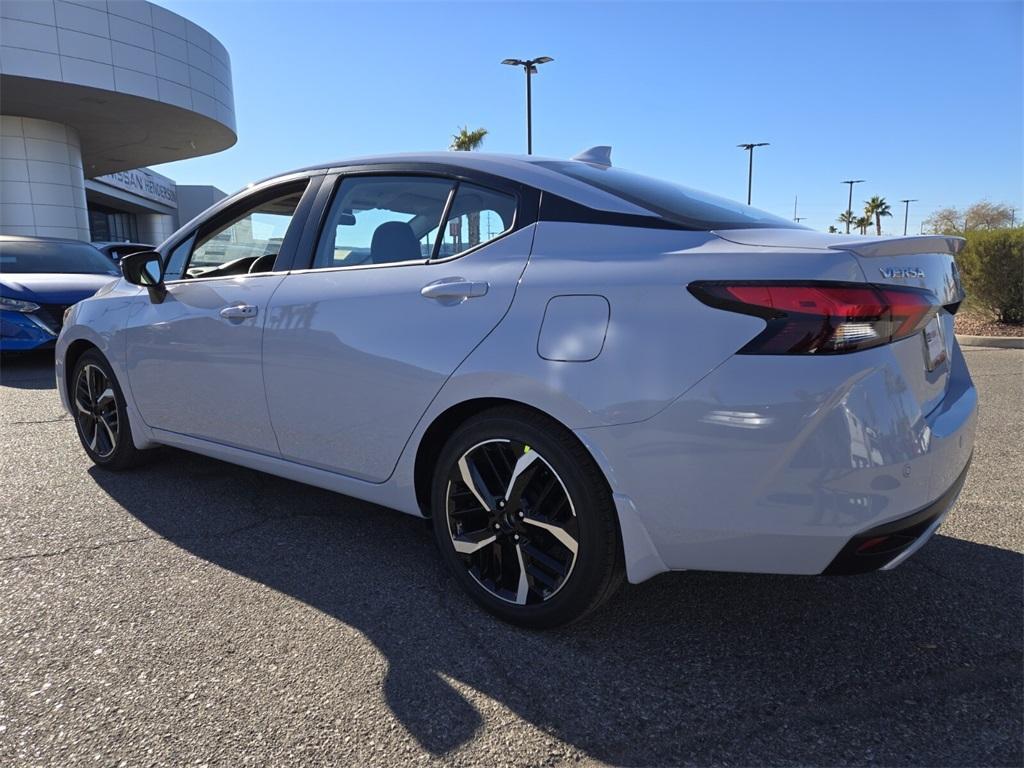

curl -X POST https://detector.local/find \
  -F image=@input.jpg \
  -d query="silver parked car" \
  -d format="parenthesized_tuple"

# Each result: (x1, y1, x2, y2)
(56, 150, 976, 627)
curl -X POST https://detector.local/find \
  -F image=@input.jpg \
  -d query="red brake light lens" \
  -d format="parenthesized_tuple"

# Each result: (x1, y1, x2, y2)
(688, 281, 939, 354)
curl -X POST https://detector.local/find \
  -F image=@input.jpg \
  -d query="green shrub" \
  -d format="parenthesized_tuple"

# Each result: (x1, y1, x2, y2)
(957, 228, 1024, 324)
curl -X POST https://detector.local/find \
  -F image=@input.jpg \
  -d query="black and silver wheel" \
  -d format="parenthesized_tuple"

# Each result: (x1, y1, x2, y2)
(74, 362, 119, 458)
(432, 406, 622, 628)
(71, 349, 148, 470)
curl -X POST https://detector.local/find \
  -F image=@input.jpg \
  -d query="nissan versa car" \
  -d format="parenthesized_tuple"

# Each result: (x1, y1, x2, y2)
(55, 150, 976, 627)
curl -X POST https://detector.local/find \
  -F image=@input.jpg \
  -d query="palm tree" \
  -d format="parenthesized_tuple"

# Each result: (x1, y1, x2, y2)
(827, 225, 839, 234)
(838, 211, 856, 232)
(449, 126, 488, 246)
(855, 215, 872, 235)
(450, 126, 488, 151)
(864, 195, 893, 235)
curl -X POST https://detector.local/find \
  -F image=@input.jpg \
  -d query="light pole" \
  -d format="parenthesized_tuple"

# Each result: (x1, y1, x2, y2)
(501, 56, 553, 154)
(737, 142, 769, 205)
(842, 179, 865, 233)
(899, 198, 918, 236)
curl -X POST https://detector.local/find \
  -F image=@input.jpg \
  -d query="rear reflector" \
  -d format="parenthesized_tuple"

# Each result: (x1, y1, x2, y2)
(688, 281, 939, 354)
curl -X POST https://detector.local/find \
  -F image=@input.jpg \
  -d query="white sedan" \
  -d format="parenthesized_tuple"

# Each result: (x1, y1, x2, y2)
(56, 149, 976, 627)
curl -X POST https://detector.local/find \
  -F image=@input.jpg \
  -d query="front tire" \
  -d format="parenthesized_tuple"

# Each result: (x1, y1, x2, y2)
(431, 406, 623, 628)
(70, 349, 148, 470)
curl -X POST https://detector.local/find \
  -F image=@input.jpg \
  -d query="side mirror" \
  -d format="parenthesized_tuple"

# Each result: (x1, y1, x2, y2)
(121, 250, 164, 287)
(121, 250, 166, 302)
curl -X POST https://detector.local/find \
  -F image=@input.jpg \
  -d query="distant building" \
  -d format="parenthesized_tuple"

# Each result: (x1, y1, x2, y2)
(0, 0, 236, 245)
(85, 167, 225, 244)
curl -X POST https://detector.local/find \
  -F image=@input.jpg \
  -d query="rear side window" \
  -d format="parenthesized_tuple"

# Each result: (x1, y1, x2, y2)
(311, 176, 518, 269)
(313, 176, 454, 268)
(436, 183, 516, 259)
(535, 161, 804, 231)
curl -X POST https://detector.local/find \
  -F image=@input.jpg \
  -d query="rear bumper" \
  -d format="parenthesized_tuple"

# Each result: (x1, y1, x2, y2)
(823, 455, 970, 574)
(577, 338, 978, 583)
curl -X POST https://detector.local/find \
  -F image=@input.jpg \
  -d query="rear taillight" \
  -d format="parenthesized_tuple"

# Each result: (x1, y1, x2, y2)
(688, 281, 939, 354)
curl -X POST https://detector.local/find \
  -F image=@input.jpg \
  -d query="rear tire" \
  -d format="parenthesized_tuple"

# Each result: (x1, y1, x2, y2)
(431, 406, 623, 628)
(70, 349, 149, 471)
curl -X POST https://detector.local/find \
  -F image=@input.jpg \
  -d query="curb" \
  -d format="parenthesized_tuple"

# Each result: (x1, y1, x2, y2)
(956, 334, 1024, 349)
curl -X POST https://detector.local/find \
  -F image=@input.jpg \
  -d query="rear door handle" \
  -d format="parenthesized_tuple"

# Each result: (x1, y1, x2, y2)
(420, 278, 489, 301)
(220, 304, 258, 320)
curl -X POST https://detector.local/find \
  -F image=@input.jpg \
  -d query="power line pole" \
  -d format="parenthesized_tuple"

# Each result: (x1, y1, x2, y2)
(737, 142, 769, 205)
(842, 179, 865, 233)
(899, 198, 918, 236)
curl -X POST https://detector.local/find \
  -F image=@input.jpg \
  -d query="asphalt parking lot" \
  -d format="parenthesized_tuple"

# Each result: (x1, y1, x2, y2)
(1, 347, 1021, 767)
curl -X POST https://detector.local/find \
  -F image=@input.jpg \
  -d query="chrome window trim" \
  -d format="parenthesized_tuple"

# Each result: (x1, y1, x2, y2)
(285, 259, 429, 277)
(426, 226, 517, 265)
(162, 270, 291, 286)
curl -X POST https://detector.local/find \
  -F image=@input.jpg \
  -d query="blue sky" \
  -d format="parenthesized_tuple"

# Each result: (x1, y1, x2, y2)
(154, 0, 1023, 234)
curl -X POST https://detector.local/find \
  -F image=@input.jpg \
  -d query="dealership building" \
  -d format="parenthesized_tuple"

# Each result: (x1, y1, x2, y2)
(0, 0, 236, 245)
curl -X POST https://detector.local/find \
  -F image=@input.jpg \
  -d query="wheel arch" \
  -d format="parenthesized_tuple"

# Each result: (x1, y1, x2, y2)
(411, 394, 668, 585)
(60, 332, 157, 451)
(412, 396, 611, 516)
(64, 338, 101, 401)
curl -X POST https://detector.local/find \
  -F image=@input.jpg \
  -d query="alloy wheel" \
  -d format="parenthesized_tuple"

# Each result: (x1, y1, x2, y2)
(445, 439, 579, 605)
(74, 363, 119, 458)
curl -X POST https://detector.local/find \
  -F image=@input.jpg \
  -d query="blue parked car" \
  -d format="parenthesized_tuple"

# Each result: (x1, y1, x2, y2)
(0, 236, 120, 352)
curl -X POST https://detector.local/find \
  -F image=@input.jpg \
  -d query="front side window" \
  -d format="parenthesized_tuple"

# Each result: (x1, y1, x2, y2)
(177, 183, 307, 279)
(436, 183, 516, 259)
(314, 176, 454, 269)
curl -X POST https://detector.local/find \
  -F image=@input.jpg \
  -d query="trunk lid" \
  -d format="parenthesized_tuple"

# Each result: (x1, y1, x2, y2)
(712, 229, 966, 416)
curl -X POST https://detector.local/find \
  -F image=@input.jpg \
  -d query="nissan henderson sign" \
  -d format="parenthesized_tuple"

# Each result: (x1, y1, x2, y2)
(95, 168, 178, 208)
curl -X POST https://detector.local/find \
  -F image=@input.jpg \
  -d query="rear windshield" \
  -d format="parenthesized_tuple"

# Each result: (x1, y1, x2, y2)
(536, 161, 805, 231)
(0, 240, 119, 275)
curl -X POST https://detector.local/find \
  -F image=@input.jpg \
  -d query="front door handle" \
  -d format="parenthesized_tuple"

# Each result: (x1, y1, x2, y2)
(420, 278, 489, 301)
(220, 304, 258, 320)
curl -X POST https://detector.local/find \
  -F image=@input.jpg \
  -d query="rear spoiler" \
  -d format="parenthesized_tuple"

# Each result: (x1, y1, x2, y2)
(827, 235, 965, 258)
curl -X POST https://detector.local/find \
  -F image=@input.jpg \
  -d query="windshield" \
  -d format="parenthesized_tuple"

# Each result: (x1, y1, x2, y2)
(0, 240, 120, 275)
(535, 161, 805, 231)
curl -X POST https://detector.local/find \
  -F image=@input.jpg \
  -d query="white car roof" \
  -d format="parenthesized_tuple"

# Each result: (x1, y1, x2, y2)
(284, 152, 657, 217)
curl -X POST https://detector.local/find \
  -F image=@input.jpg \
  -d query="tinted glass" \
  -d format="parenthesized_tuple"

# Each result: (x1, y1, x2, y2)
(0, 240, 120, 275)
(436, 183, 516, 259)
(314, 176, 454, 268)
(188, 187, 306, 275)
(162, 233, 196, 282)
(535, 161, 804, 231)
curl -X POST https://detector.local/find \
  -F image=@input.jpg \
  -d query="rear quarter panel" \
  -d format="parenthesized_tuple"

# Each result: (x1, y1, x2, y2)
(435, 222, 866, 429)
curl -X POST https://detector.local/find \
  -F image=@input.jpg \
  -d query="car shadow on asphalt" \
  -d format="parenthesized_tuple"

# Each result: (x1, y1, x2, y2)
(0, 350, 57, 390)
(89, 449, 1024, 766)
